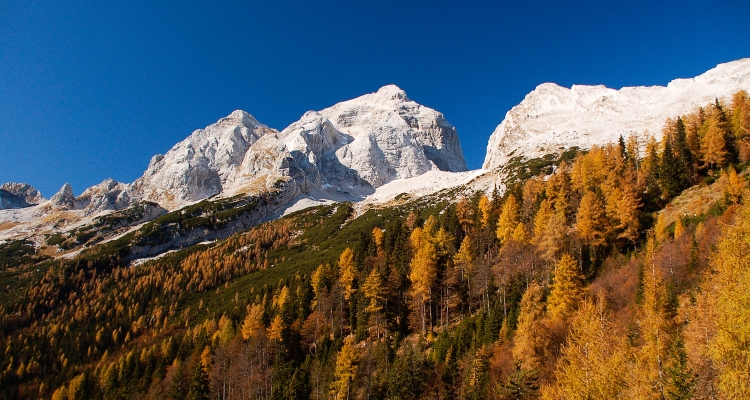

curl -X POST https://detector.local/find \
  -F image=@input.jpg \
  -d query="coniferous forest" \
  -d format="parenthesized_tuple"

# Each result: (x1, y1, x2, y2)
(1, 92, 750, 399)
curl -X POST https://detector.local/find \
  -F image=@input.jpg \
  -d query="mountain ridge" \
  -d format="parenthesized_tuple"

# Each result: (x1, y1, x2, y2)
(483, 58, 750, 169)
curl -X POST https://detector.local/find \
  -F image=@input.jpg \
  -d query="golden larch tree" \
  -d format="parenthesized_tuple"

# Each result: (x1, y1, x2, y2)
(241, 303, 264, 341)
(547, 253, 584, 320)
(512, 282, 549, 372)
(410, 238, 438, 334)
(496, 194, 520, 245)
(542, 296, 627, 399)
(330, 336, 358, 400)
(339, 248, 357, 301)
(575, 191, 608, 248)
(479, 194, 493, 228)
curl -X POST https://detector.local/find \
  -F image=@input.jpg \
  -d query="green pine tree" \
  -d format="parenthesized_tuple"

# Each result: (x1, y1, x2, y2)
(496, 361, 539, 400)
(186, 362, 210, 400)
(666, 336, 697, 400)
(714, 99, 738, 164)
(660, 133, 680, 198)
(674, 117, 693, 188)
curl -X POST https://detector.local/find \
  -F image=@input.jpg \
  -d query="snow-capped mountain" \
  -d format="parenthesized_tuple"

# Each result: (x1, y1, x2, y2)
(6, 84, 466, 219)
(129, 84, 466, 209)
(483, 58, 750, 170)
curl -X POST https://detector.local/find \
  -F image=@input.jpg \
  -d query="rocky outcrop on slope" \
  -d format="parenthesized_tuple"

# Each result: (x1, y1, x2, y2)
(0, 189, 32, 209)
(49, 183, 76, 210)
(484, 58, 750, 170)
(1, 183, 44, 205)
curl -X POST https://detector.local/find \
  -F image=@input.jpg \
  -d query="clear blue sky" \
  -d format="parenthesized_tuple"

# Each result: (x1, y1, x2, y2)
(1, 0, 748, 197)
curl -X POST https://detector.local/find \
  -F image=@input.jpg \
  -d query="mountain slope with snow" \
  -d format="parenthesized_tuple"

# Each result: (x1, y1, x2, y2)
(130, 85, 466, 210)
(484, 58, 750, 170)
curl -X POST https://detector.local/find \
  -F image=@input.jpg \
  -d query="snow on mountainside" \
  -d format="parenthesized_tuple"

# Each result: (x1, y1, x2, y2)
(131, 84, 466, 210)
(1, 85, 467, 244)
(129, 110, 278, 208)
(484, 58, 750, 170)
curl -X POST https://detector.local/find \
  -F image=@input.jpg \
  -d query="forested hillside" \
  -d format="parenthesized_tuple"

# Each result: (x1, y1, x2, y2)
(1, 91, 750, 399)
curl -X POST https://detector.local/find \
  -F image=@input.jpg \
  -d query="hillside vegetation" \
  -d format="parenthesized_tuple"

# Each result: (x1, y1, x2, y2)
(1, 92, 750, 399)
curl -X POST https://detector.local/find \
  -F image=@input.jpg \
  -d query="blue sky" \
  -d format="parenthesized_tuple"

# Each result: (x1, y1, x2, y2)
(1, 0, 748, 197)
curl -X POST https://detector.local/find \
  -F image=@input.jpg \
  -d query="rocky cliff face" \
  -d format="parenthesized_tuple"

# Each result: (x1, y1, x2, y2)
(128, 85, 466, 210)
(483, 58, 750, 170)
(128, 110, 278, 208)
(0, 183, 45, 210)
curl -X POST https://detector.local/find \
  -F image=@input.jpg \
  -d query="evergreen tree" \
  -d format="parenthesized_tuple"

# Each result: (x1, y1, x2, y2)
(660, 132, 680, 198)
(387, 343, 426, 400)
(167, 359, 188, 400)
(665, 336, 696, 400)
(674, 117, 693, 188)
(714, 99, 738, 163)
(645, 136, 662, 201)
(618, 134, 629, 162)
(496, 361, 539, 400)
(186, 362, 210, 400)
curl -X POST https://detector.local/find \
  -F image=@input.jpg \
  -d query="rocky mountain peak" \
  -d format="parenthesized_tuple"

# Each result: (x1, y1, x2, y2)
(50, 183, 76, 209)
(1, 182, 44, 205)
(483, 58, 750, 170)
(375, 84, 408, 101)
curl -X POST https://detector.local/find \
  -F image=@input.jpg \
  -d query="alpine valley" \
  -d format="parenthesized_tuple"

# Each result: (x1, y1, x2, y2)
(1, 58, 750, 400)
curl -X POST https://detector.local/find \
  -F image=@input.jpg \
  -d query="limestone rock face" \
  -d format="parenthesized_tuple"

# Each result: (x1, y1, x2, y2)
(1, 183, 44, 205)
(483, 58, 750, 170)
(49, 183, 76, 210)
(129, 110, 278, 207)
(320, 85, 467, 186)
(128, 85, 467, 209)
(74, 179, 131, 215)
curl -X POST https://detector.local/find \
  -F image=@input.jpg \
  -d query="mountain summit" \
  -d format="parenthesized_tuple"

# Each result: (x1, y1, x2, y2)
(127, 85, 466, 209)
(483, 58, 750, 170)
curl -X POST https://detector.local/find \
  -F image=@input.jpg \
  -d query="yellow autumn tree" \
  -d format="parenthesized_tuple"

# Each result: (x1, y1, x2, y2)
(512, 282, 548, 372)
(542, 296, 627, 399)
(654, 212, 669, 244)
(575, 191, 608, 248)
(702, 117, 728, 169)
(627, 236, 671, 399)
(372, 227, 385, 253)
(362, 268, 386, 338)
(723, 166, 746, 204)
(535, 209, 567, 264)
(496, 194, 520, 245)
(456, 196, 474, 234)
(547, 253, 584, 320)
(479, 194, 493, 227)
(410, 237, 437, 334)
(673, 217, 685, 239)
(339, 248, 356, 301)
(330, 336, 358, 400)
(453, 235, 474, 283)
(241, 303, 264, 340)
(705, 196, 750, 397)
(267, 314, 285, 342)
